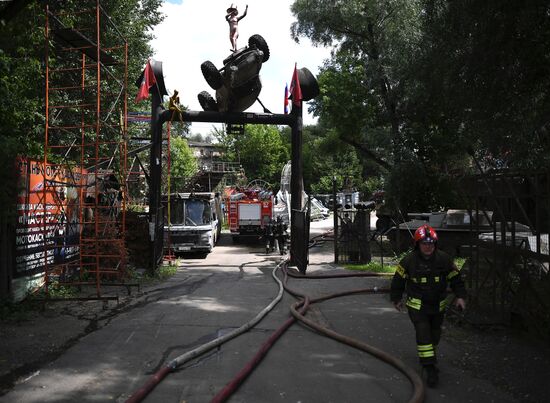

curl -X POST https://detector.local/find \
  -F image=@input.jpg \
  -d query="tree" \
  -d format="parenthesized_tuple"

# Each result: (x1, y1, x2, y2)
(0, 0, 164, 207)
(293, 1, 550, 179)
(413, 0, 550, 170)
(291, 1, 550, 211)
(291, 0, 436, 209)
(291, 124, 365, 195)
(167, 136, 198, 193)
(215, 124, 289, 187)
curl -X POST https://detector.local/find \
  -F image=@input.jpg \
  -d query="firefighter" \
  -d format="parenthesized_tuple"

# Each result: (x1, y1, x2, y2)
(264, 218, 276, 254)
(274, 216, 288, 255)
(390, 224, 467, 388)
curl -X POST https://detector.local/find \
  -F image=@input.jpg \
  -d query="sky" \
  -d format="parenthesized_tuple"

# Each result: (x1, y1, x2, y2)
(150, 0, 332, 135)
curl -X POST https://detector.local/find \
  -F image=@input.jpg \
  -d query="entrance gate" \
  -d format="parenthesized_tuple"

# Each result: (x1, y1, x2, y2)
(138, 61, 319, 273)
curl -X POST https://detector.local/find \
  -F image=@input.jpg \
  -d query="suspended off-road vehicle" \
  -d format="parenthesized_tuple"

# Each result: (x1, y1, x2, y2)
(198, 34, 269, 113)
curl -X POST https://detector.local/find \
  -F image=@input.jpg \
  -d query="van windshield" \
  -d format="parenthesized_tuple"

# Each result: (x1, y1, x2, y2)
(184, 199, 211, 226)
(164, 198, 212, 226)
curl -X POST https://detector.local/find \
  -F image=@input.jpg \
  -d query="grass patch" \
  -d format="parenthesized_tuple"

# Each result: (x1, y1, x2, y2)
(156, 264, 178, 280)
(344, 261, 397, 274)
(133, 264, 179, 284)
(345, 256, 467, 274)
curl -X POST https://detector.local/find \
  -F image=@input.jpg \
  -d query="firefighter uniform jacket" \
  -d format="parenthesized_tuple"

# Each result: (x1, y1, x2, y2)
(390, 249, 467, 314)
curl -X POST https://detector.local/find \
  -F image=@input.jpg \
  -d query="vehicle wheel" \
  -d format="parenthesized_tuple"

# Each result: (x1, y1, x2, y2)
(198, 91, 218, 112)
(248, 34, 270, 63)
(201, 61, 223, 90)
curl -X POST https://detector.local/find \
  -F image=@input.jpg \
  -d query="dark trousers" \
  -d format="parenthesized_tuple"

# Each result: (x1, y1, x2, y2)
(408, 308, 444, 366)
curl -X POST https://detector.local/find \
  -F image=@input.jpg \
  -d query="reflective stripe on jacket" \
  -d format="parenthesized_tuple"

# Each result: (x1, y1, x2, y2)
(390, 249, 466, 313)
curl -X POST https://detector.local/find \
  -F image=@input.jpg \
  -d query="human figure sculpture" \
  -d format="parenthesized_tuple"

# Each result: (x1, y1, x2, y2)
(169, 89, 183, 121)
(225, 4, 248, 52)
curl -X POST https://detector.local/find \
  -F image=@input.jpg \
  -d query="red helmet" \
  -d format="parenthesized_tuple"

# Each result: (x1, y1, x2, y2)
(414, 224, 438, 244)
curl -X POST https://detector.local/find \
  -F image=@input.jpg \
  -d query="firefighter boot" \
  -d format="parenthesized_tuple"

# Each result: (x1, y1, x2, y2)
(424, 365, 439, 388)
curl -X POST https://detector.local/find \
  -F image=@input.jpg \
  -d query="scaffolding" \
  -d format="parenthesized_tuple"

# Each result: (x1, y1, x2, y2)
(41, 1, 128, 299)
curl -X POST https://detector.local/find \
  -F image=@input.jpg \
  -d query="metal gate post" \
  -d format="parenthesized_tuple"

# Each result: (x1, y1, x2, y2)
(289, 103, 308, 273)
(149, 86, 164, 272)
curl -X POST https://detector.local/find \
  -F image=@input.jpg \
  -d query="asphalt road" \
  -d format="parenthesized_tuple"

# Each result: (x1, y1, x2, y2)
(0, 218, 518, 403)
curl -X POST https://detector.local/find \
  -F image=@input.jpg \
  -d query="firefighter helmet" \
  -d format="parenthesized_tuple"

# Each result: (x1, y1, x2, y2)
(414, 224, 438, 244)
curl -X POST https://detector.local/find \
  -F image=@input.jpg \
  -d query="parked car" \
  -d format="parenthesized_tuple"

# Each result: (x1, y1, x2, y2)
(198, 34, 270, 113)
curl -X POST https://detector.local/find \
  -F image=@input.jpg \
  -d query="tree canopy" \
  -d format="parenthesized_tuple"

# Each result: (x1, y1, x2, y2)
(3, 1, 550, 215)
(215, 124, 289, 187)
(291, 0, 550, 211)
(0, 0, 164, 207)
(166, 136, 198, 193)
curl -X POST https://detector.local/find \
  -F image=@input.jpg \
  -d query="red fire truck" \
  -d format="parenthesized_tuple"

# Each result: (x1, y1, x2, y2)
(226, 185, 273, 242)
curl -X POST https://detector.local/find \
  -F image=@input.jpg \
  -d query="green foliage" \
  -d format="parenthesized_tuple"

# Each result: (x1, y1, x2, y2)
(344, 257, 465, 274)
(291, 0, 430, 207)
(0, 4, 46, 209)
(0, 1, 164, 209)
(43, 284, 78, 299)
(127, 203, 147, 212)
(344, 261, 396, 274)
(215, 124, 289, 186)
(290, 124, 365, 195)
(291, 0, 550, 210)
(167, 136, 198, 192)
(156, 264, 178, 278)
(134, 264, 178, 283)
(412, 0, 550, 170)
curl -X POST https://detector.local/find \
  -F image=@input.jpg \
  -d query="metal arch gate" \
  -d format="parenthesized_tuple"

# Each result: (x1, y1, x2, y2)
(139, 60, 311, 273)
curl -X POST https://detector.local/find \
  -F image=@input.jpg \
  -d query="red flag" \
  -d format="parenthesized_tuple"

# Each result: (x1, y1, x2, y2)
(135, 60, 157, 103)
(289, 63, 302, 106)
(284, 83, 289, 114)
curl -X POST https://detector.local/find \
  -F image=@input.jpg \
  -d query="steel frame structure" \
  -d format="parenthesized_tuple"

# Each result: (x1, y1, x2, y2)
(42, 1, 128, 299)
(137, 63, 310, 272)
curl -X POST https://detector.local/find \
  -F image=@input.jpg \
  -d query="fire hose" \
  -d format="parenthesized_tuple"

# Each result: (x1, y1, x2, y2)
(127, 231, 425, 402)
(210, 263, 425, 403)
(125, 260, 286, 403)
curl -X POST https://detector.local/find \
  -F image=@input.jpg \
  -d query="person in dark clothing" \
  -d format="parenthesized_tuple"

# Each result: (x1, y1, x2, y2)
(390, 224, 467, 388)
(274, 216, 288, 255)
(264, 218, 276, 254)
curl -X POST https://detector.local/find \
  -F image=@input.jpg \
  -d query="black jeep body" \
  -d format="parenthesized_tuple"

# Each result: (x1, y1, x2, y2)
(198, 34, 269, 113)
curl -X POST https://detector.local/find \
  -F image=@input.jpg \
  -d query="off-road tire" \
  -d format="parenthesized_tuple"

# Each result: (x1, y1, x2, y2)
(201, 61, 223, 90)
(248, 34, 270, 63)
(198, 91, 218, 112)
